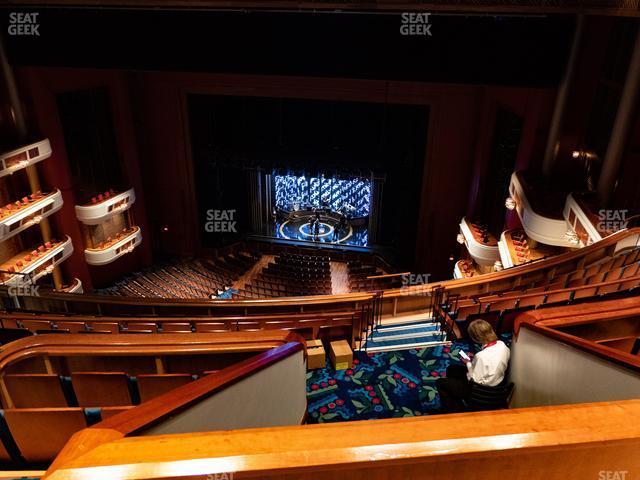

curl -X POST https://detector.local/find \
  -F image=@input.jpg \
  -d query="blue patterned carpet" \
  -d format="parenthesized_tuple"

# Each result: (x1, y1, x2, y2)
(306, 335, 511, 423)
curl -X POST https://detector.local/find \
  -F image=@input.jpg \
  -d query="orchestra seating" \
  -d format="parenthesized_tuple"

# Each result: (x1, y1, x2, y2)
(347, 260, 402, 292)
(235, 253, 333, 298)
(98, 253, 259, 299)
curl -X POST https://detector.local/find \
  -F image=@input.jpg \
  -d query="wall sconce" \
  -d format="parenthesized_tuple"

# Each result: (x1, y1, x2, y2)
(565, 228, 580, 245)
(505, 197, 516, 210)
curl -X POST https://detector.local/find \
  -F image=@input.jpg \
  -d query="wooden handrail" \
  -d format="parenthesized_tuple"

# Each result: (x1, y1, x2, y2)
(0, 310, 359, 323)
(473, 273, 640, 305)
(515, 297, 640, 372)
(2, 228, 638, 310)
(43, 399, 640, 480)
(46, 336, 306, 476)
(0, 330, 300, 374)
(365, 271, 410, 280)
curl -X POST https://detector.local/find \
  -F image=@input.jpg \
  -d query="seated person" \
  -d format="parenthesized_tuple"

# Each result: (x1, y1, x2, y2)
(436, 319, 510, 412)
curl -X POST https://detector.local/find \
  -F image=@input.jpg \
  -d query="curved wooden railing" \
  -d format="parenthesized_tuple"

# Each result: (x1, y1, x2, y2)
(41, 297, 640, 480)
(42, 398, 640, 479)
(0, 330, 301, 375)
(44, 336, 306, 478)
(1, 227, 639, 323)
(514, 296, 640, 372)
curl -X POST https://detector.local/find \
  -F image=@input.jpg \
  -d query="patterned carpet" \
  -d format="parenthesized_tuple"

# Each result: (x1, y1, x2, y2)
(306, 335, 511, 423)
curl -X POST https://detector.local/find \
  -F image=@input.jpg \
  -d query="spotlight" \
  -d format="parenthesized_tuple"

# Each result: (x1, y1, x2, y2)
(505, 197, 516, 210)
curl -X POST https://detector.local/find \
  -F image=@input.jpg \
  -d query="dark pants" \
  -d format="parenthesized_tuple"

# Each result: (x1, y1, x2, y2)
(436, 365, 472, 413)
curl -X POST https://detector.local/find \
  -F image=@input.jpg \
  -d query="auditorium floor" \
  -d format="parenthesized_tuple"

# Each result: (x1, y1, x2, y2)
(306, 335, 511, 423)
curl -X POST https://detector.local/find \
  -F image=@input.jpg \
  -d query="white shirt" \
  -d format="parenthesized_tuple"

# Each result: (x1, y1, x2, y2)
(466, 340, 510, 387)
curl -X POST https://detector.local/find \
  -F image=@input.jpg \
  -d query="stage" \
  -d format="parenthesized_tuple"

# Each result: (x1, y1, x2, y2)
(271, 207, 368, 246)
(268, 173, 372, 247)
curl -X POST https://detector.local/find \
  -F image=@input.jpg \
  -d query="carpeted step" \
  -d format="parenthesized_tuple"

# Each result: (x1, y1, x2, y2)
(369, 324, 441, 342)
(362, 336, 451, 352)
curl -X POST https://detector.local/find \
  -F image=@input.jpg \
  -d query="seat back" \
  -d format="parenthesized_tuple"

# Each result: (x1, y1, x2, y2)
(3, 408, 87, 463)
(136, 374, 193, 403)
(195, 322, 229, 333)
(4, 374, 68, 408)
(162, 322, 193, 333)
(467, 382, 514, 411)
(71, 372, 132, 407)
(55, 321, 87, 333)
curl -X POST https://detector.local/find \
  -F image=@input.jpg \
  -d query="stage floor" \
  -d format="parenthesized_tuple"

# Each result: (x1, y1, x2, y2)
(270, 217, 368, 247)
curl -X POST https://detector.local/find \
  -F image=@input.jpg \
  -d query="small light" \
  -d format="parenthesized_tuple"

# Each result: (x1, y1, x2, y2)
(456, 233, 465, 244)
(161, 225, 169, 233)
(572, 150, 581, 159)
(505, 197, 516, 210)
(565, 229, 579, 245)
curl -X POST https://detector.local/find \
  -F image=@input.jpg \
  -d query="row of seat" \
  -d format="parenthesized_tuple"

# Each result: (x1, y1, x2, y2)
(241, 253, 333, 298)
(348, 263, 401, 292)
(2, 372, 201, 408)
(0, 406, 133, 464)
(99, 254, 259, 299)
(0, 311, 359, 343)
(442, 247, 640, 338)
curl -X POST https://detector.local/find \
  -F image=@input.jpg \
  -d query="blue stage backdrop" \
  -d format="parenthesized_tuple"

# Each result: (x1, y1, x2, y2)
(274, 174, 371, 218)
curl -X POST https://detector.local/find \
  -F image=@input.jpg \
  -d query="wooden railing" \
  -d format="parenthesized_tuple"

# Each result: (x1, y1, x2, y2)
(514, 296, 640, 372)
(41, 398, 640, 479)
(40, 296, 640, 480)
(44, 337, 306, 478)
(1, 227, 639, 335)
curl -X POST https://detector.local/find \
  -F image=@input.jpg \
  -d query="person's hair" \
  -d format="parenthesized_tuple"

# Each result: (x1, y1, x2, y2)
(467, 319, 498, 344)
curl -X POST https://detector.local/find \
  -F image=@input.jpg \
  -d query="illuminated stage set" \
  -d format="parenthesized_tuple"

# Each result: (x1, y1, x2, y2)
(270, 173, 378, 247)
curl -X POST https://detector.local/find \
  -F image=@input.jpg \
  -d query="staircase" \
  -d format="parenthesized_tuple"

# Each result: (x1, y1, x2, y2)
(360, 314, 451, 353)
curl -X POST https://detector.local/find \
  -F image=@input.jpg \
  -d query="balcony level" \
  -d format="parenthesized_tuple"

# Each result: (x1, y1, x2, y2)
(507, 171, 575, 248)
(0, 190, 64, 242)
(84, 226, 142, 266)
(75, 188, 136, 225)
(0, 236, 74, 287)
(0, 139, 52, 179)
(458, 217, 500, 267)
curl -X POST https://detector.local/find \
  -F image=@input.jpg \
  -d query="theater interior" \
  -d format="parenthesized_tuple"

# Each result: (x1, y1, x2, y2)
(0, 1, 640, 479)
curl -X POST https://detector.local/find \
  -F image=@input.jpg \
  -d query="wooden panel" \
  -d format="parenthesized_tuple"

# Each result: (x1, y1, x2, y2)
(4, 408, 86, 463)
(137, 374, 193, 403)
(71, 372, 132, 407)
(55, 321, 87, 333)
(4, 374, 68, 408)
(161, 322, 192, 332)
(100, 406, 135, 420)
